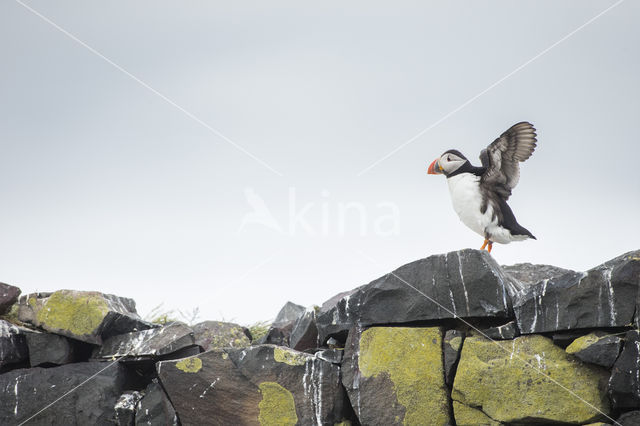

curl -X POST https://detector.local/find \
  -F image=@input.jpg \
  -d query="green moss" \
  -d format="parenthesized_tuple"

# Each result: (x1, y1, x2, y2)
(175, 357, 202, 373)
(258, 382, 297, 426)
(27, 296, 37, 308)
(453, 401, 500, 426)
(248, 320, 271, 342)
(566, 332, 602, 354)
(452, 334, 610, 424)
(151, 314, 177, 326)
(36, 291, 108, 336)
(201, 328, 250, 349)
(358, 327, 449, 425)
(273, 347, 309, 366)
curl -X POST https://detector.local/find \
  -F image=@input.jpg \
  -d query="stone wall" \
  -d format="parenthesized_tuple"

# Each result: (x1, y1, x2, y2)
(0, 249, 639, 425)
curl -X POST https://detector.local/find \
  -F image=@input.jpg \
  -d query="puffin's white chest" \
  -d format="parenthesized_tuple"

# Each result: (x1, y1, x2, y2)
(446, 173, 493, 238)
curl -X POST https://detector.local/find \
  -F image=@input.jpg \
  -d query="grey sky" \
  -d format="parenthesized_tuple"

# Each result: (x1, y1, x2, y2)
(1, 1, 638, 325)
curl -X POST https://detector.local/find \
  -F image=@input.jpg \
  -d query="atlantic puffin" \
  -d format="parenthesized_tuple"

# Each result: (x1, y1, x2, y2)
(427, 122, 537, 253)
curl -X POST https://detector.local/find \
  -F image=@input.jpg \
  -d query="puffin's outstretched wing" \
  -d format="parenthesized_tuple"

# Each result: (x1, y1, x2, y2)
(479, 122, 537, 200)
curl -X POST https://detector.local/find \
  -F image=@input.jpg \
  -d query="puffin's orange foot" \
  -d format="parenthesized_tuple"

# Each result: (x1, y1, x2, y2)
(480, 239, 493, 253)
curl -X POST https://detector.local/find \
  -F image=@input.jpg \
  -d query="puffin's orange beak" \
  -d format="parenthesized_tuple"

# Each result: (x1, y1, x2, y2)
(427, 159, 442, 175)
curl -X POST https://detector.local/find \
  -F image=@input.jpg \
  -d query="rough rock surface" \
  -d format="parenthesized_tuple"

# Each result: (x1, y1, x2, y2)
(317, 249, 514, 343)
(566, 331, 623, 368)
(192, 320, 251, 350)
(256, 301, 307, 347)
(608, 330, 640, 409)
(158, 345, 347, 425)
(502, 263, 574, 286)
(453, 401, 500, 426)
(25, 332, 77, 366)
(443, 329, 464, 387)
(159, 349, 260, 425)
(136, 380, 178, 425)
(342, 326, 450, 425)
(0, 319, 29, 371)
(0, 362, 130, 425)
(482, 321, 519, 340)
(452, 334, 610, 424)
(289, 307, 319, 352)
(17, 290, 156, 344)
(114, 391, 142, 426)
(617, 410, 640, 425)
(315, 348, 343, 364)
(0, 282, 21, 315)
(513, 251, 640, 334)
(273, 301, 306, 327)
(93, 323, 196, 361)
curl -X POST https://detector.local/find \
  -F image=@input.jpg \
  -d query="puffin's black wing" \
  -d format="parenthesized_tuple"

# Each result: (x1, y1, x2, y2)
(479, 122, 537, 200)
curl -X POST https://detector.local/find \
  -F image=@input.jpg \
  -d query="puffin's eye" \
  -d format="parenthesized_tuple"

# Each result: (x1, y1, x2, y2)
(447, 156, 452, 161)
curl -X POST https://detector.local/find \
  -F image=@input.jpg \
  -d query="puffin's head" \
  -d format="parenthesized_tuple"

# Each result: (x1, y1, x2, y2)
(427, 150, 467, 177)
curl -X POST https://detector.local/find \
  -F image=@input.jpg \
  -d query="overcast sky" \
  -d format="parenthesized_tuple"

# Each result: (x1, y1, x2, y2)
(1, 1, 638, 325)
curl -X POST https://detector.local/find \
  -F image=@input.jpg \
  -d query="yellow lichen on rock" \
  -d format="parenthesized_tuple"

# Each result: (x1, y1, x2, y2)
(27, 295, 37, 308)
(36, 291, 108, 336)
(358, 327, 449, 425)
(566, 332, 601, 354)
(448, 336, 463, 351)
(175, 357, 202, 373)
(258, 382, 298, 426)
(453, 401, 500, 426)
(452, 334, 610, 424)
(273, 346, 309, 366)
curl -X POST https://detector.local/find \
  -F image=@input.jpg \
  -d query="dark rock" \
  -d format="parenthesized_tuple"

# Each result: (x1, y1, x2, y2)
(617, 411, 640, 426)
(158, 349, 260, 425)
(232, 345, 347, 424)
(317, 249, 514, 343)
(192, 320, 250, 350)
(444, 329, 465, 387)
(273, 301, 305, 327)
(513, 251, 640, 334)
(502, 263, 574, 287)
(114, 391, 142, 426)
(135, 380, 178, 426)
(0, 362, 131, 425)
(0, 319, 29, 372)
(0, 282, 21, 315)
(25, 332, 76, 367)
(609, 330, 640, 409)
(315, 348, 343, 364)
(565, 331, 623, 368)
(17, 290, 156, 345)
(158, 345, 347, 425)
(253, 301, 307, 347)
(342, 326, 450, 424)
(315, 289, 360, 345)
(289, 307, 319, 351)
(482, 321, 519, 340)
(93, 323, 196, 361)
(254, 324, 291, 346)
